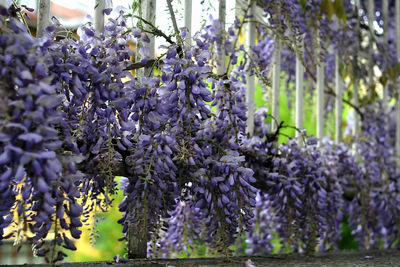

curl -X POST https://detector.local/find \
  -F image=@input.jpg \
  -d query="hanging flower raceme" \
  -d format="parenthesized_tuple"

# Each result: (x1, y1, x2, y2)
(0, 6, 84, 262)
(44, 14, 136, 209)
(347, 103, 400, 249)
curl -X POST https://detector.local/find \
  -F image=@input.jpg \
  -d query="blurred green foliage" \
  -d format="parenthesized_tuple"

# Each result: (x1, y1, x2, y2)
(65, 178, 126, 262)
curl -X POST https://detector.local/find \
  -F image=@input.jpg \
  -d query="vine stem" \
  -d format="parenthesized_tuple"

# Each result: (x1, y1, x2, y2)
(50, 210, 58, 266)
(166, 0, 183, 46)
(225, 0, 254, 74)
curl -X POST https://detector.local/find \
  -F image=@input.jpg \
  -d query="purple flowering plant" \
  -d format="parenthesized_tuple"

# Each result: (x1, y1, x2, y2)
(1, 0, 400, 263)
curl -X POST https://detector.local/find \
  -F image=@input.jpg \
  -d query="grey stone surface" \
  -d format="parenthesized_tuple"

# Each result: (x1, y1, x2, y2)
(2, 250, 400, 267)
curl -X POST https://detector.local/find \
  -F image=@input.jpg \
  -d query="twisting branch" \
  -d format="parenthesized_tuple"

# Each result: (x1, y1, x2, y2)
(134, 15, 175, 44)
(125, 59, 157, 71)
(166, 0, 184, 46)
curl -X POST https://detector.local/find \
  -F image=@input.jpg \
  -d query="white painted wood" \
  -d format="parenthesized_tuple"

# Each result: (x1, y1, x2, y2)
(216, 0, 226, 115)
(295, 37, 304, 141)
(367, 0, 374, 34)
(235, 0, 241, 18)
(383, 0, 389, 38)
(246, 2, 256, 136)
(396, 0, 400, 163)
(335, 53, 343, 143)
(368, 0, 374, 94)
(128, 0, 156, 258)
(217, 0, 226, 77)
(352, 82, 360, 138)
(145, 0, 156, 62)
(236, 0, 267, 23)
(94, 0, 105, 33)
(129, 1, 157, 258)
(136, 0, 156, 77)
(353, 0, 360, 139)
(184, 0, 192, 46)
(271, 34, 281, 133)
(36, 0, 50, 38)
(316, 36, 324, 140)
(383, 0, 389, 106)
(368, 0, 375, 34)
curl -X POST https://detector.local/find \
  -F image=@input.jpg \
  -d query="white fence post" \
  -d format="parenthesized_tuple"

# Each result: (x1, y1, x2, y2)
(184, 0, 192, 46)
(368, 0, 374, 96)
(246, 1, 256, 137)
(136, 0, 156, 77)
(395, 0, 400, 165)
(353, 0, 360, 140)
(316, 30, 324, 140)
(36, 0, 50, 38)
(94, 0, 105, 33)
(295, 37, 304, 142)
(383, 0, 389, 107)
(271, 4, 281, 132)
(271, 36, 281, 133)
(128, 0, 156, 259)
(216, 0, 226, 114)
(335, 53, 343, 143)
(217, 0, 226, 77)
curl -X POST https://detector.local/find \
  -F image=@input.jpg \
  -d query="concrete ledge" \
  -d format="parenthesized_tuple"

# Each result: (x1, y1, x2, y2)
(3, 250, 400, 267)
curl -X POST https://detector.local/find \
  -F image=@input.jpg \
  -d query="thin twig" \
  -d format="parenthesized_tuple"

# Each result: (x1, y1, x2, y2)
(134, 15, 175, 44)
(225, 1, 254, 73)
(125, 59, 157, 71)
(166, 0, 183, 46)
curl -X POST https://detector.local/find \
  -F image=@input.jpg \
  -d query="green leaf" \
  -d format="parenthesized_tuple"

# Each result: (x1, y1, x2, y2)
(388, 66, 396, 82)
(321, 0, 334, 20)
(300, 0, 307, 12)
(339, 62, 346, 77)
(334, 0, 346, 24)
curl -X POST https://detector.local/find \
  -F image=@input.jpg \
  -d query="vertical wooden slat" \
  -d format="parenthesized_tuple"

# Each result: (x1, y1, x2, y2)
(368, 0, 374, 96)
(353, 0, 360, 140)
(216, 0, 226, 115)
(136, 0, 156, 77)
(271, 3, 281, 132)
(395, 0, 400, 164)
(383, 0, 389, 106)
(316, 30, 324, 140)
(367, 0, 374, 27)
(272, 37, 281, 132)
(36, 0, 50, 38)
(335, 52, 343, 143)
(184, 0, 192, 46)
(295, 37, 304, 142)
(217, 0, 226, 76)
(235, 0, 242, 19)
(146, 0, 156, 66)
(246, 2, 256, 136)
(94, 0, 105, 33)
(128, 0, 156, 259)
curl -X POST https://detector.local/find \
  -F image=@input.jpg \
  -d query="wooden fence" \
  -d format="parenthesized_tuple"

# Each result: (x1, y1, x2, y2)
(32, 0, 400, 146)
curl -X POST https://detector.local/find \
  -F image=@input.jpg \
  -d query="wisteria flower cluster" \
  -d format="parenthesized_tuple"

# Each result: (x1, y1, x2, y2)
(0, 5, 84, 262)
